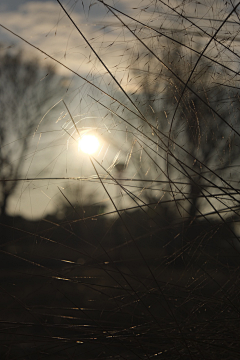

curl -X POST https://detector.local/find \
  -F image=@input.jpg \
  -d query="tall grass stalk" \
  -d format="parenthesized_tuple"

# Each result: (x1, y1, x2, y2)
(1, 0, 240, 358)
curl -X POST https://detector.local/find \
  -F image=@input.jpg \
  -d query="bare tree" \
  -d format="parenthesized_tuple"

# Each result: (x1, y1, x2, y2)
(130, 46, 240, 221)
(0, 47, 65, 218)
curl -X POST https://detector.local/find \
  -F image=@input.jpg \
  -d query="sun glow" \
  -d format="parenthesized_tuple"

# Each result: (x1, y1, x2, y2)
(78, 134, 100, 155)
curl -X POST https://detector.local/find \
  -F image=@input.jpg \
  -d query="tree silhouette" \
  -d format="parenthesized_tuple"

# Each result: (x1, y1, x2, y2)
(1, 1, 240, 358)
(131, 46, 240, 221)
(0, 47, 65, 218)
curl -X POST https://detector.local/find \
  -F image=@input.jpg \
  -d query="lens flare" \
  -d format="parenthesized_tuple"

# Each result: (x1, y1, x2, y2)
(78, 134, 100, 155)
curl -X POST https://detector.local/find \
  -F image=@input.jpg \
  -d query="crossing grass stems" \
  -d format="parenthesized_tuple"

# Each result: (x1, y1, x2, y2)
(1, 0, 240, 359)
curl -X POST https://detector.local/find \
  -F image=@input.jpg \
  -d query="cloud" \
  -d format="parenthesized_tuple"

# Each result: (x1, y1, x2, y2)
(0, 1, 135, 83)
(0, 0, 162, 94)
(0, 2, 89, 73)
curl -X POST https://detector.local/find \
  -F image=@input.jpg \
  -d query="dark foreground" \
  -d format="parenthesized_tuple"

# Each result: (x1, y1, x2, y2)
(1, 213, 240, 359)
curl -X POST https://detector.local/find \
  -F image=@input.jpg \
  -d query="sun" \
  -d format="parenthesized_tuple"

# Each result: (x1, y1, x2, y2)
(78, 134, 100, 155)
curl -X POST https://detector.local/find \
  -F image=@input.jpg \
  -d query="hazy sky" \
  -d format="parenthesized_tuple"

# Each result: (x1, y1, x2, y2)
(0, 0, 141, 219)
(1, 0, 239, 219)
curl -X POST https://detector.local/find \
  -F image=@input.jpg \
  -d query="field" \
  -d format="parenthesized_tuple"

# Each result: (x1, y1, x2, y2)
(1, 0, 240, 359)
